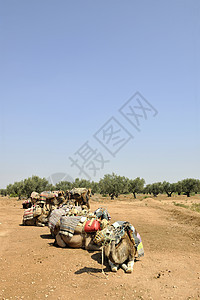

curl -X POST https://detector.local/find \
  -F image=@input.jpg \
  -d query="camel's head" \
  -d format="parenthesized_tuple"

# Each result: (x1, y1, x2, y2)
(87, 188, 92, 197)
(94, 225, 114, 245)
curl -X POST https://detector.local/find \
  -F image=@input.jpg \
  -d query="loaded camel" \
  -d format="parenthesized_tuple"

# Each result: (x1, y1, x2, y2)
(94, 221, 144, 273)
(55, 207, 110, 250)
(55, 217, 101, 250)
(22, 200, 49, 227)
(68, 188, 91, 209)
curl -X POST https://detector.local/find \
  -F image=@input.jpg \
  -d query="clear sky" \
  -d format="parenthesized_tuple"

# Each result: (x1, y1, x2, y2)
(0, 0, 200, 188)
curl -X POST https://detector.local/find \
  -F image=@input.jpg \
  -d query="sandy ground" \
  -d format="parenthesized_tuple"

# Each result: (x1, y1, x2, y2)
(0, 194, 200, 300)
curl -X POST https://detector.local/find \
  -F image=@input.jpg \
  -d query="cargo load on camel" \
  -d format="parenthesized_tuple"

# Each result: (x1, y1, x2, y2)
(69, 188, 91, 208)
(40, 190, 65, 209)
(22, 204, 48, 227)
(94, 221, 144, 273)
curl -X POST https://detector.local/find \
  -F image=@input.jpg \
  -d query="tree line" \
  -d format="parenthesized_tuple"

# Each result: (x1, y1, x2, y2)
(0, 174, 200, 199)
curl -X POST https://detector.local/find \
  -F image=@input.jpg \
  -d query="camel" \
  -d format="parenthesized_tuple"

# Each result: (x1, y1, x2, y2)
(49, 206, 110, 238)
(48, 205, 73, 237)
(55, 212, 110, 250)
(23, 213, 48, 227)
(40, 190, 66, 211)
(94, 221, 144, 273)
(68, 188, 91, 209)
(55, 220, 101, 250)
(56, 231, 101, 250)
(22, 204, 49, 227)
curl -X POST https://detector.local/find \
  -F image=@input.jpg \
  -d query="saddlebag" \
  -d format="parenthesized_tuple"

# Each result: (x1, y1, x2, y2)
(84, 219, 101, 232)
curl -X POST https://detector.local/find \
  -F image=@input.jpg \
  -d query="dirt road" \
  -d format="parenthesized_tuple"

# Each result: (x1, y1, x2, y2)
(0, 195, 200, 300)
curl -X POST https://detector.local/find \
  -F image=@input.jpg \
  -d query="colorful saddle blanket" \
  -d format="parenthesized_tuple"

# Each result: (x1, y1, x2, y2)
(48, 207, 67, 231)
(112, 221, 144, 257)
(40, 191, 56, 199)
(30, 192, 40, 200)
(23, 208, 34, 220)
(59, 216, 82, 237)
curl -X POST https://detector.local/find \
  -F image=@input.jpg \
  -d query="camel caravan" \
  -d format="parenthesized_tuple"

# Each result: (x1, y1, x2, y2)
(21, 188, 144, 273)
(22, 188, 91, 226)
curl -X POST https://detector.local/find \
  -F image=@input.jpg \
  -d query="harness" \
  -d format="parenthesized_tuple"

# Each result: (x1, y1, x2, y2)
(94, 222, 131, 246)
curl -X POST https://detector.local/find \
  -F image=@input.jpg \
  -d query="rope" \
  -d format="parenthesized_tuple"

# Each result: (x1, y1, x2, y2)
(88, 243, 108, 279)
(101, 246, 104, 272)
(101, 245, 107, 278)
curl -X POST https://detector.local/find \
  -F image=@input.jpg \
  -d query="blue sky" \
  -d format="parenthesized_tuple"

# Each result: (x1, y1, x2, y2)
(0, 0, 199, 188)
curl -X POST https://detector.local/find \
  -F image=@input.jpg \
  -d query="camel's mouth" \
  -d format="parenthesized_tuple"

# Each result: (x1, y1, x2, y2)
(93, 228, 114, 245)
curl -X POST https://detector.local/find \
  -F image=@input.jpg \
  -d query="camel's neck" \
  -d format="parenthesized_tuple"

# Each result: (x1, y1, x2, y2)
(109, 240, 119, 262)
(108, 236, 130, 265)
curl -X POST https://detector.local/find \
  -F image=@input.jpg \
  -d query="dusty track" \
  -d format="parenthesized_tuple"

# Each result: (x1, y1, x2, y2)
(0, 195, 200, 300)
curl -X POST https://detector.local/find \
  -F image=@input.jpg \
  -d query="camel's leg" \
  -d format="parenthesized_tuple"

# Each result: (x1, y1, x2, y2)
(56, 234, 67, 248)
(36, 215, 47, 227)
(36, 222, 45, 227)
(86, 195, 90, 209)
(121, 263, 128, 272)
(82, 194, 90, 209)
(126, 260, 134, 273)
(50, 229, 55, 238)
(24, 218, 36, 226)
(109, 260, 119, 272)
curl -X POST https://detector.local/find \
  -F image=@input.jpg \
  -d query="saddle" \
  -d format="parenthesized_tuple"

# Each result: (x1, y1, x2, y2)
(94, 207, 111, 221)
(94, 222, 136, 246)
(59, 216, 82, 237)
(23, 208, 34, 220)
(112, 222, 144, 257)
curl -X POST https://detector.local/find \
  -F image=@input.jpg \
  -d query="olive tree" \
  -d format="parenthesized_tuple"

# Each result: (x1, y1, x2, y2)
(174, 181, 183, 195)
(55, 181, 73, 191)
(181, 178, 200, 197)
(0, 189, 7, 196)
(72, 178, 91, 189)
(149, 182, 163, 197)
(99, 173, 128, 199)
(128, 177, 145, 198)
(162, 181, 176, 197)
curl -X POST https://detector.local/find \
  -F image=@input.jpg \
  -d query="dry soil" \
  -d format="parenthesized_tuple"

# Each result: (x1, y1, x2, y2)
(0, 195, 200, 300)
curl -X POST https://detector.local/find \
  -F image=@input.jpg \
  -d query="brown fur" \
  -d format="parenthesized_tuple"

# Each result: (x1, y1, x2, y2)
(94, 226, 137, 272)
(56, 231, 100, 250)
(105, 232, 136, 264)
